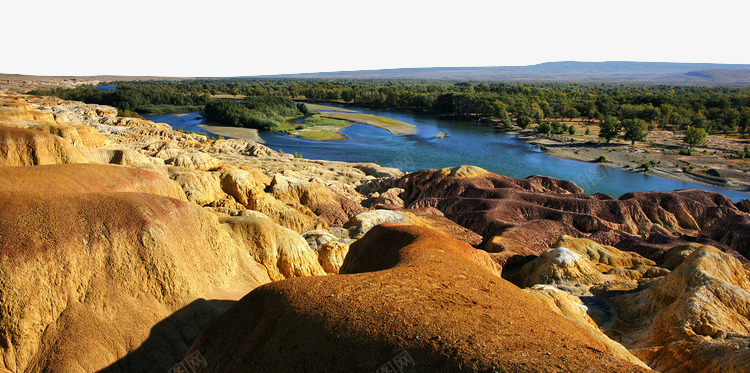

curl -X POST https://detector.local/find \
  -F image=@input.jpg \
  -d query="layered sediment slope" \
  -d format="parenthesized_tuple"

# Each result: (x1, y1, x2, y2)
(0, 165, 271, 371)
(187, 224, 648, 372)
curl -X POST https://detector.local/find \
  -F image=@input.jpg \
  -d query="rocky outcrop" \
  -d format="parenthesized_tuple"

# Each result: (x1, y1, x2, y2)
(608, 245, 750, 372)
(29, 123, 108, 148)
(518, 236, 665, 292)
(186, 224, 648, 372)
(527, 285, 649, 369)
(219, 211, 326, 281)
(166, 167, 330, 232)
(269, 174, 363, 226)
(239, 188, 325, 232)
(0, 126, 88, 166)
(301, 228, 352, 274)
(0, 96, 56, 127)
(166, 152, 221, 171)
(612, 230, 749, 264)
(81, 147, 165, 166)
(515, 234, 750, 372)
(170, 169, 238, 207)
(219, 167, 269, 206)
(0, 166, 271, 371)
(343, 209, 482, 246)
(363, 187, 406, 208)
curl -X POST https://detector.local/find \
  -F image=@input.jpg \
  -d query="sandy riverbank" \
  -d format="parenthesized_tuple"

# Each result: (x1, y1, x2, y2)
(305, 103, 357, 113)
(198, 124, 264, 143)
(320, 112, 417, 135)
(279, 112, 416, 142)
(507, 128, 750, 192)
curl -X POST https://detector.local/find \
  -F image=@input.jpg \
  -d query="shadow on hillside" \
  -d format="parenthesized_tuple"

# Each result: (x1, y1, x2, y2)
(98, 298, 235, 373)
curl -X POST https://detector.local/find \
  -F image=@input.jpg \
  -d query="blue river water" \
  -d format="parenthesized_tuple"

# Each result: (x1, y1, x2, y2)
(144, 105, 750, 202)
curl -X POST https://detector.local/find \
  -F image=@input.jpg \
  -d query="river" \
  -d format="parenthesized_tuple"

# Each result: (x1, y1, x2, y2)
(144, 104, 750, 202)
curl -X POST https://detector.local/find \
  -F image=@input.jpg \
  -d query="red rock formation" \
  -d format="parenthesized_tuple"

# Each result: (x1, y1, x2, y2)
(701, 214, 750, 259)
(614, 231, 748, 264)
(737, 199, 750, 213)
(390, 166, 747, 259)
(185, 224, 648, 372)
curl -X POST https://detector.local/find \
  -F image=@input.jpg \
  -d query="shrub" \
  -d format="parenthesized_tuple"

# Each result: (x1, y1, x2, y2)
(597, 155, 608, 162)
(117, 109, 142, 118)
(642, 160, 657, 172)
(679, 148, 693, 156)
(537, 122, 552, 135)
(684, 126, 707, 148)
(516, 115, 532, 129)
(550, 122, 567, 134)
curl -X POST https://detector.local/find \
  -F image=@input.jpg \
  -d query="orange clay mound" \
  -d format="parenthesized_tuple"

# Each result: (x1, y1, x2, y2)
(186, 224, 648, 372)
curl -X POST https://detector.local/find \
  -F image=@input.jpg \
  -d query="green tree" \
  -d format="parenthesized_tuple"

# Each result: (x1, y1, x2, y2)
(493, 103, 512, 127)
(530, 103, 545, 124)
(622, 118, 648, 145)
(537, 121, 552, 135)
(516, 115, 532, 129)
(564, 107, 580, 121)
(684, 127, 707, 148)
(598, 116, 621, 144)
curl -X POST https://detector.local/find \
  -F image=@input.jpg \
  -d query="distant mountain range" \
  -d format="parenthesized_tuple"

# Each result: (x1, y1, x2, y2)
(256, 61, 750, 85)
(5, 62, 750, 85)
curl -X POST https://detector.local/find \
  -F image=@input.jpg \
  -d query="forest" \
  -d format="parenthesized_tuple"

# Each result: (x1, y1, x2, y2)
(29, 79, 750, 135)
(202, 96, 314, 130)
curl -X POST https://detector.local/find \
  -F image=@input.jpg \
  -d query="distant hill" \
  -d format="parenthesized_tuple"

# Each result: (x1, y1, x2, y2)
(5, 62, 750, 86)
(256, 61, 750, 85)
(0, 73, 189, 82)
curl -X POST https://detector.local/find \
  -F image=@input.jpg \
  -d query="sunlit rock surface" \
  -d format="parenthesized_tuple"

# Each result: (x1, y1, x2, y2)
(186, 225, 648, 372)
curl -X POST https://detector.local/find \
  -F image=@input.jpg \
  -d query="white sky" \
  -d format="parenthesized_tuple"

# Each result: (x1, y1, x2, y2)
(5, 0, 750, 77)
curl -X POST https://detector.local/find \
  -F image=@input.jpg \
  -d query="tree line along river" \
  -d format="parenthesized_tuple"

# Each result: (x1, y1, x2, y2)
(145, 103, 750, 202)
